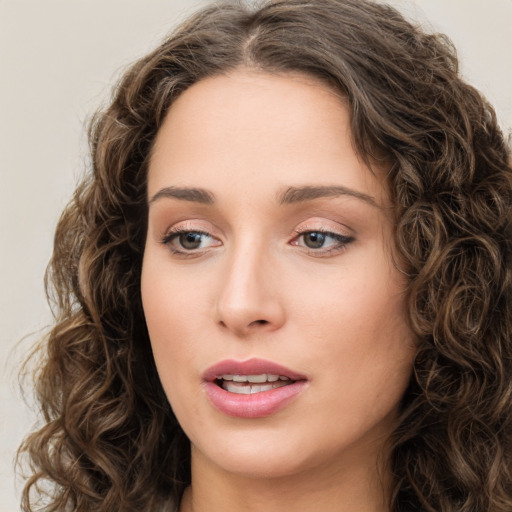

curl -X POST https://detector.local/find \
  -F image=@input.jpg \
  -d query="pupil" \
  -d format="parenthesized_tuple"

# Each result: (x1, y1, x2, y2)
(305, 232, 325, 248)
(180, 232, 202, 249)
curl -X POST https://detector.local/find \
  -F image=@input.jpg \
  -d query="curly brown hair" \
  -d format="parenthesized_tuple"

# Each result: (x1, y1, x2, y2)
(18, 0, 512, 511)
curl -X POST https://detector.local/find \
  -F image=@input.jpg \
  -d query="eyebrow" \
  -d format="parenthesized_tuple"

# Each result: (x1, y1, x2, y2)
(278, 185, 377, 207)
(149, 186, 214, 205)
(148, 184, 377, 208)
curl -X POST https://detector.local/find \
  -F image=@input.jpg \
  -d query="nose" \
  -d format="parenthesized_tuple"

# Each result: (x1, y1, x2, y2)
(215, 242, 286, 337)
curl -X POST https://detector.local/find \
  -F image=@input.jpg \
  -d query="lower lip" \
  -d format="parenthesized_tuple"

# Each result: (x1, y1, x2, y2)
(204, 381, 307, 418)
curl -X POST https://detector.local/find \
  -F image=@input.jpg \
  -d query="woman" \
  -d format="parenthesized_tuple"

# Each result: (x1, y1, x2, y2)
(18, 0, 512, 511)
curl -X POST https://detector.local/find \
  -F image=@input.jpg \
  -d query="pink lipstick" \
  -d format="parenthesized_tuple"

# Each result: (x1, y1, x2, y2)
(203, 358, 307, 418)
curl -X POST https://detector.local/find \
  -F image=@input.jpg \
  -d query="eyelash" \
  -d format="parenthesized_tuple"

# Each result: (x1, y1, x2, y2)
(291, 229, 354, 256)
(161, 228, 216, 257)
(160, 227, 354, 257)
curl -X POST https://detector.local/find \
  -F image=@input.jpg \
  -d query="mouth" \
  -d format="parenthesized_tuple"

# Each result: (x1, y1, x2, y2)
(203, 358, 307, 418)
(215, 373, 294, 394)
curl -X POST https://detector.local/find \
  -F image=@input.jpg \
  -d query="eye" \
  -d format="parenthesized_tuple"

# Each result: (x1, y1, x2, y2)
(176, 231, 206, 250)
(301, 231, 331, 249)
(291, 230, 354, 255)
(162, 229, 220, 254)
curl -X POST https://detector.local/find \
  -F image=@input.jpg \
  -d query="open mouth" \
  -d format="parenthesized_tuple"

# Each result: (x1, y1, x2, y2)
(215, 373, 294, 394)
(204, 360, 307, 417)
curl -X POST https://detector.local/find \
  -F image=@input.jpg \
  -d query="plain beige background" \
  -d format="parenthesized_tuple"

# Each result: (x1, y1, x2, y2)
(1, 1, 511, 510)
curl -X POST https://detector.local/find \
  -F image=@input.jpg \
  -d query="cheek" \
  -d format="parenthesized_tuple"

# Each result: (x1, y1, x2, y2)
(290, 248, 414, 402)
(290, 247, 409, 344)
(297, 287, 412, 380)
(141, 253, 204, 379)
(141, 279, 204, 425)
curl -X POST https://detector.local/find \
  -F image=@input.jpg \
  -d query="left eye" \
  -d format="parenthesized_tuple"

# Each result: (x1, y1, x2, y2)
(301, 232, 330, 249)
(295, 231, 353, 251)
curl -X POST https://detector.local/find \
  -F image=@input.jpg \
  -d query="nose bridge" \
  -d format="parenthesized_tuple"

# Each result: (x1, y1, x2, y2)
(215, 231, 284, 335)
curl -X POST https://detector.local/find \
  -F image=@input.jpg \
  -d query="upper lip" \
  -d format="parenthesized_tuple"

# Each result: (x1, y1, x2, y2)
(203, 358, 307, 382)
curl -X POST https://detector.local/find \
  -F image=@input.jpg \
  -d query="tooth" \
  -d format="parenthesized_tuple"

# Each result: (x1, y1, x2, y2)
(223, 378, 293, 394)
(267, 374, 279, 382)
(279, 376, 290, 381)
(233, 375, 248, 382)
(223, 381, 250, 393)
(247, 374, 267, 383)
(221, 374, 234, 380)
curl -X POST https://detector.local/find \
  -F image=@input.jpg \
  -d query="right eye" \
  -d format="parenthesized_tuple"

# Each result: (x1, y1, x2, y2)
(162, 229, 220, 254)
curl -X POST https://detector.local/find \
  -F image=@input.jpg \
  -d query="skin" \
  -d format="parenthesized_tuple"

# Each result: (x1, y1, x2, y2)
(141, 70, 415, 512)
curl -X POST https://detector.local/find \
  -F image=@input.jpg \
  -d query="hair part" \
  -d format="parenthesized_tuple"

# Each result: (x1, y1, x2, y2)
(19, 1, 512, 511)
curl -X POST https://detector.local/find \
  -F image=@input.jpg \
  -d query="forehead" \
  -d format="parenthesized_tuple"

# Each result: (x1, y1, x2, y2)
(148, 70, 388, 207)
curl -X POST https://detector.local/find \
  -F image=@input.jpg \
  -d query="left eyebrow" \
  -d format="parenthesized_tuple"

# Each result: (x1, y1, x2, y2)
(277, 185, 378, 208)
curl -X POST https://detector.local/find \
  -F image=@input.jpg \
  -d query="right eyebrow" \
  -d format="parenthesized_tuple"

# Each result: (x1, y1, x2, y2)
(149, 186, 214, 205)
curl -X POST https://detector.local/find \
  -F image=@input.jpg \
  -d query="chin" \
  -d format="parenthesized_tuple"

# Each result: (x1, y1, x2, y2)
(187, 416, 368, 482)
(193, 438, 320, 479)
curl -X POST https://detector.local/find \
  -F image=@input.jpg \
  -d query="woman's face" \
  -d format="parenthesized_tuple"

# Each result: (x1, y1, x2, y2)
(141, 71, 415, 479)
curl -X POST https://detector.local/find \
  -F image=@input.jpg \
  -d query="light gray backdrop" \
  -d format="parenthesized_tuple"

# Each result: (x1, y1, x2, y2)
(1, 1, 511, 510)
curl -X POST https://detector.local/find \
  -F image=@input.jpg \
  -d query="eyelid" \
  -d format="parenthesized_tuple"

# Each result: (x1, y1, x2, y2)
(161, 219, 220, 239)
(160, 220, 222, 256)
(290, 218, 355, 256)
(290, 231, 354, 257)
(292, 217, 353, 237)
(161, 228, 213, 245)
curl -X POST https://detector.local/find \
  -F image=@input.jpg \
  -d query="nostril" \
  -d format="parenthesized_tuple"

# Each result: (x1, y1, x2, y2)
(252, 319, 269, 326)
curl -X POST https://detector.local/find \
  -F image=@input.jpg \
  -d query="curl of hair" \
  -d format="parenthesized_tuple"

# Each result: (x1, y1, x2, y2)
(19, 1, 512, 511)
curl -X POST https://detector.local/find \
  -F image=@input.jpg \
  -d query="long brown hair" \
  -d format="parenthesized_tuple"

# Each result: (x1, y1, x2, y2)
(19, 1, 512, 511)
